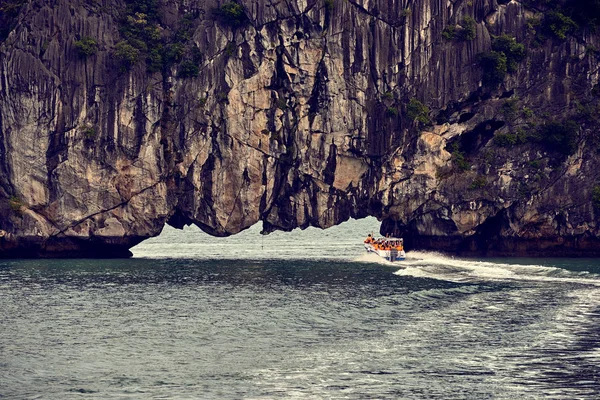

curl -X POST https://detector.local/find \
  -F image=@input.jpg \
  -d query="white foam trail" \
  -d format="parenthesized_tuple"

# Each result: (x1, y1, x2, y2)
(395, 251, 600, 286)
(353, 253, 405, 267)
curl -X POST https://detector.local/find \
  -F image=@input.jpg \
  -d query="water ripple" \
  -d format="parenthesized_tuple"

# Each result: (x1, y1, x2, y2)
(2, 219, 600, 398)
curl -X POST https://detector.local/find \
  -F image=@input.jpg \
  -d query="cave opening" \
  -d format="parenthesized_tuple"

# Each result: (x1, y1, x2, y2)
(130, 217, 382, 259)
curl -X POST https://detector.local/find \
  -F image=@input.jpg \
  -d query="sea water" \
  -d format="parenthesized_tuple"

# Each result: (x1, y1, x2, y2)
(1, 218, 599, 399)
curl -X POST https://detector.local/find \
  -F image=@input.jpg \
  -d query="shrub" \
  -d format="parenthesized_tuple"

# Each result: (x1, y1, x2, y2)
(163, 42, 185, 64)
(146, 47, 163, 72)
(567, 0, 600, 30)
(190, 45, 202, 64)
(174, 13, 195, 42)
(492, 34, 525, 72)
(178, 60, 199, 78)
(122, 13, 152, 42)
(117, 1, 204, 75)
(407, 98, 430, 124)
(501, 98, 519, 119)
(215, 2, 246, 28)
(442, 25, 456, 41)
(544, 10, 577, 40)
(124, 37, 148, 52)
(0, 0, 25, 16)
(117, 1, 166, 72)
(526, 16, 541, 33)
(492, 34, 521, 55)
(116, 5, 163, 71)
(479, 36, 525, 86)
(528, 159, 541, 169)
(521, 2, 588, 42)
(459, 16, 476, 40)
(494, 133, 517, 147)
(518, 182, 532, 198)
(451, 143, 470, 171)
(593, 186, 600, 209)
(493, 130, 528, 147)
(586, 45, 598, 57)
(479, 51, 507, 87)
(386, 107, 399, 117)
(81, 124, 97, 139)
(9, 195, 23, 213)
(469, 176, 487, 190)
(531, 121, 578, 156)
(114, 41, 141, 69)
(74, 37, 98, 57)
(574, 101, 598, 122)
(443, 17, 476, 41)
(126, 0, 159, 17)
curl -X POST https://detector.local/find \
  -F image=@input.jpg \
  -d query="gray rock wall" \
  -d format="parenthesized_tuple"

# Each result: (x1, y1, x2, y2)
(1, 0, 599, 257)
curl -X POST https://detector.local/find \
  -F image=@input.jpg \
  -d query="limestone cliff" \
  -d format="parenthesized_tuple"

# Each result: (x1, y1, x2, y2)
(1, 0, 600, 257)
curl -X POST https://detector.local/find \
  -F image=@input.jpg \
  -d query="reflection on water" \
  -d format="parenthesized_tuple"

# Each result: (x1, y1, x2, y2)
(1, 218, 600, 399)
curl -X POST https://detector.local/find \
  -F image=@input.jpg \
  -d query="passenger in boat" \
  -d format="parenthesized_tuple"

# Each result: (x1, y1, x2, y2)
(364, 234, 373, 244)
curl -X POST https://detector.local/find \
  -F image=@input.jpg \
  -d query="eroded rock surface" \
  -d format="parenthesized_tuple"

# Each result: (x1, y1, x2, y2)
(1, 0, 600, 257)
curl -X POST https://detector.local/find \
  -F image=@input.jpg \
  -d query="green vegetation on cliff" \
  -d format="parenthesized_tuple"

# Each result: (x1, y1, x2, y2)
(215, 2, 247, 28)
(112, 1, 204, 75)
(451, 143, 470, 172)
(442, 16, 476, 41)
(74, 37, 98, 57)
(593, 186, 600, 209)
(543, 11, 578, 39)
(117, 4, 161, 70)
(115, 41, 141, 69)
(479, 35, 525, 87)
(494, 130, 528, 147)
(407, 99, 430, 125)
(533, 121, 578, 156)
(492, 35, 525, 72)
(494, 120, 578, 157)
(479, 51, 507, 87)
(524, 0, 599, 39)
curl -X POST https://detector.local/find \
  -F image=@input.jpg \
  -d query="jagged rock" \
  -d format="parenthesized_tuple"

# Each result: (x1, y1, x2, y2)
(1, 0, 600, 257)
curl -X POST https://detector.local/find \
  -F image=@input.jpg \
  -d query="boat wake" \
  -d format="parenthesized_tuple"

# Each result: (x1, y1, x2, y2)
(354, 253, 406, 267)
(394, 251, 600, 286)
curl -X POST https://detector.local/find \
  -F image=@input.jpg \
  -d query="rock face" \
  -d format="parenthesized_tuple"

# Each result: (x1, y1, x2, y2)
(1, 0, 600, 257)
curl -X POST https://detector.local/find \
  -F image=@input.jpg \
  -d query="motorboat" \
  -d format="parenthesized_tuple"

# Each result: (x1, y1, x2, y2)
(363, 234, 406, 262)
